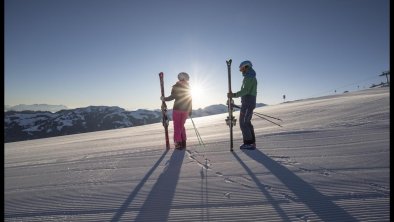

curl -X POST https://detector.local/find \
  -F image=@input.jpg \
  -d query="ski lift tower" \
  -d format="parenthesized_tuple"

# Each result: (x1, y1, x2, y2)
(379, 71, 390, 86)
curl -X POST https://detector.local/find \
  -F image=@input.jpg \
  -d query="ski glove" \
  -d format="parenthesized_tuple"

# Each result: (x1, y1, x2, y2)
(160, 96, 165, 101)
(227, 92, 236, 98)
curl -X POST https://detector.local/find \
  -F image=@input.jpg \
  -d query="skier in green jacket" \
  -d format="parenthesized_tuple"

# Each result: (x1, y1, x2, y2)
(228, 60, 257, 149)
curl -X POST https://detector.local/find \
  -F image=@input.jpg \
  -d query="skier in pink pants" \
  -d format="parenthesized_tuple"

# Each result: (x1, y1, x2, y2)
(161, 72, 192, 149)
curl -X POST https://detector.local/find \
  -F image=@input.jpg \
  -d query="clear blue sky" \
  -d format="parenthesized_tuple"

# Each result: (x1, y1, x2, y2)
(5, 0, 390, 110)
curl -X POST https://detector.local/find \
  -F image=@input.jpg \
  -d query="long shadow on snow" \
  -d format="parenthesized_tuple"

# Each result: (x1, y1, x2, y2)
(5, 150, 170, 220)
(111, 149, 169, 222)
(232, 152, 292, 221)
(134, 149, 185, 221)
(241, 149, 357, 222)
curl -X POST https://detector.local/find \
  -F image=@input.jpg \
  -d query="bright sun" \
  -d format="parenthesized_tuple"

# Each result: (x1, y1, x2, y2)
(188, 73, 211, 109)
(191, 84, 203, 99)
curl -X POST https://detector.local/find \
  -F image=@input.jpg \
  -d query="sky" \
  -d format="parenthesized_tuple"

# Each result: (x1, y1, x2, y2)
(4, 0, 390, 110)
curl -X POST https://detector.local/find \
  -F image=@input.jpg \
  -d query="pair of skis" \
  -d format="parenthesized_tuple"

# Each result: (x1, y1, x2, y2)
(225, 59, 237, 152)
(159, 72, 170, 150)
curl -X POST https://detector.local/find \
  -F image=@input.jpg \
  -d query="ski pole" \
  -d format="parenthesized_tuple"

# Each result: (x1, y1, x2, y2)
(232, 104, 282, 121)
(194, 122, 205, 146)
(232, 104, 282, 127)
(253, 112, 282, 121)
(190, 117, 205, 146)
(190, 117, 208, 167)
(253, 113, 283, 127)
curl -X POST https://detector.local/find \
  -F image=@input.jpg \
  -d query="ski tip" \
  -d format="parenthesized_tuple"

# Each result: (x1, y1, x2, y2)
(159, 72, 163, 77)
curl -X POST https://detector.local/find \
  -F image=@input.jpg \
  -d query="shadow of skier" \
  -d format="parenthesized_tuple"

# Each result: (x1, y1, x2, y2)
(232, 152, 292, 221)
(134, 149, 185, 221)
(111, 149, 169, 222)
(241, 149, 358, 222)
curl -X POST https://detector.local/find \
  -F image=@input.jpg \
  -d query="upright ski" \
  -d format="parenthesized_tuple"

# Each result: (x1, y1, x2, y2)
(159, 72, 170, 150)
(225, 59, 236, 152)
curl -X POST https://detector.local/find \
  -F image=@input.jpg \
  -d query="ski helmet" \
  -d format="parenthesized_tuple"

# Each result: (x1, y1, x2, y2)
(178, 72, 190, 81)
(239, 60, 253, 69)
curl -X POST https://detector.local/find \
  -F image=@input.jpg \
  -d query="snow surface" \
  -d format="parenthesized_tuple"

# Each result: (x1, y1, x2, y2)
(4, 87, 390, 221)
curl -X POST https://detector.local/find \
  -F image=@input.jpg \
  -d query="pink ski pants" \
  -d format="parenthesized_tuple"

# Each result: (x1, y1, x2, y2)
(172, 110, 189, 143)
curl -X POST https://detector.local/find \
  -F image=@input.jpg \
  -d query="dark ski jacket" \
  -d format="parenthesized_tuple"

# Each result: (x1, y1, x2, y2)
(164, 81, 192, 114)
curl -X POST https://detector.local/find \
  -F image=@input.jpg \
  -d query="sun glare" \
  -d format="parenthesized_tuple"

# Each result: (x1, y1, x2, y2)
(188, 68, 214, 109)
(191, 84, 203, 99)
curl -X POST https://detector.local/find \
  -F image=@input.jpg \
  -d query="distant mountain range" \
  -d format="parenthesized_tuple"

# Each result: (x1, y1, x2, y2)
(4, 103, 266, 143)
(4, 104, 68, 112)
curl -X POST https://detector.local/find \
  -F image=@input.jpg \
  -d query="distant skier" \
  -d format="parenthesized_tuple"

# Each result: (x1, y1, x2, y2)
(161, 72, 192, 150)
(228, 60, 257, 150)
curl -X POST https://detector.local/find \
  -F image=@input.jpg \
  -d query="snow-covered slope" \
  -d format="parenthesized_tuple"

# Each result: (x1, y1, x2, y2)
(4, 87, 389, 221)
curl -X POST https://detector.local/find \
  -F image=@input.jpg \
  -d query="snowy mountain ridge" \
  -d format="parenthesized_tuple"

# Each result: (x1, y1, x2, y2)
(4, 103, 266, 142)
(4, 104, 68, 112)
(4, 106, 159, 143)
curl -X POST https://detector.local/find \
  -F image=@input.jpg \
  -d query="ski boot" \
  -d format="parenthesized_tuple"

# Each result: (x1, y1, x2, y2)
(175, 142, 184, 150)
(240, 143, 256, 150)
(182, 140, 186, 149)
